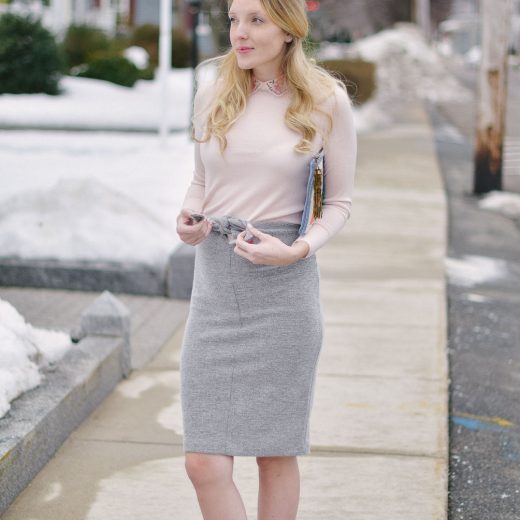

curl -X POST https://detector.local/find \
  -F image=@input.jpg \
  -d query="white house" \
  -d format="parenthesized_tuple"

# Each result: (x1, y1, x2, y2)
(0, 0, 119, 38)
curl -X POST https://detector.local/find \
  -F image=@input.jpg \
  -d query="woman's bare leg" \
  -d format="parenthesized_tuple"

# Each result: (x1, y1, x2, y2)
(256, 456, 300, 520)
(185, 452, 248, 520)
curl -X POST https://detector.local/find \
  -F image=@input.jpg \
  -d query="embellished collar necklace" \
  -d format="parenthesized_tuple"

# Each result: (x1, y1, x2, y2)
(251, 74, 288, 96)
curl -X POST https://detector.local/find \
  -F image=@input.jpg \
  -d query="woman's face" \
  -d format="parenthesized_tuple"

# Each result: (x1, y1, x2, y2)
(229, 0, 291, 81)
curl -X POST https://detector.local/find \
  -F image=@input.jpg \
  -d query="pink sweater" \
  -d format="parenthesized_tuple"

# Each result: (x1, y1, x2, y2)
(181, 78, 357, 258)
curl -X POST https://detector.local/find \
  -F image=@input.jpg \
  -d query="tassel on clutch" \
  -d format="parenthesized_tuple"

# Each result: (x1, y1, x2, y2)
(298, 148, 325, 237)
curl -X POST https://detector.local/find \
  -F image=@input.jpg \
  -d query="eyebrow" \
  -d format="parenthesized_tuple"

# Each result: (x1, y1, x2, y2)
(228, 10, 264, 16)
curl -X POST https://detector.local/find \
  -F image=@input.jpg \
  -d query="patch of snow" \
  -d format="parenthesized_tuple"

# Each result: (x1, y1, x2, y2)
(0, 131, 195, 265)
(464, 46, 481, 67)
(0, 298, 71, 419)
(466, 293, 488, 303)
(0, 177, 175, 265)
(478, 191, 520, 220)
(315, 42, 350, 61)
(123, 46, 150, 70)
(436, 123, 466, 143)
(445, 255, 509, 287)
(347, 23, 471, 132)
(0, 69, 192, 131)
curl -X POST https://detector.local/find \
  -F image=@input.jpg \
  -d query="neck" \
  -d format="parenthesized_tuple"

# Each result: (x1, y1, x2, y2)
(252, 69, 284, 82)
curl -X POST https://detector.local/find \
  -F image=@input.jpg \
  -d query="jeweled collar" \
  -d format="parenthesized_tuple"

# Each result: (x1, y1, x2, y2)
(251, 74, 288, 96)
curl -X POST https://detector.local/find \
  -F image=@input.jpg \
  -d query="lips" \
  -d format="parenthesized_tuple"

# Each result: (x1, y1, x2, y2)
(237, 47, 254, 54)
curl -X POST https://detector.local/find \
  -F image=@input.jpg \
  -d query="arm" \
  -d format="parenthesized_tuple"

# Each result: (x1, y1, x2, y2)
(180, 83, 211, 212)
(293, 86, 357, 258)
(181, 140, 205, 212)
(177, 83, 213, 244)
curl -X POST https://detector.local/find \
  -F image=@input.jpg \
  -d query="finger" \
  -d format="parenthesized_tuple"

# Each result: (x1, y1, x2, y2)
(235, 233, 252, 253)
(180, 208, 195, 223)
(233, 244, 252, 261)
(246, 223, 267, 238)
(178, 225, 206, 242)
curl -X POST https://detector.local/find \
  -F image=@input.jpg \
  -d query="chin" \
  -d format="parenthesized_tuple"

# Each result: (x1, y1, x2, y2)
(235, 59, 255, 70)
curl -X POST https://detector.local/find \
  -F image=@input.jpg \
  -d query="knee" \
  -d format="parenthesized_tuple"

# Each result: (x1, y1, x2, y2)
(185, 453, 232, 487)
(256, 455, 296, 471)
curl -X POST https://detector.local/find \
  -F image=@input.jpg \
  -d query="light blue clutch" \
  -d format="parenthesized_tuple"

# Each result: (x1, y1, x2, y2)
(298, 148, 325, 237)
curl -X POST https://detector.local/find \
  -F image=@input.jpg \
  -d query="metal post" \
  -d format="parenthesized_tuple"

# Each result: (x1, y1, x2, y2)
(159, 0, 173, 147)
(474, 0, 513, 194)
(187, 0, 202, 128)
(415, 0, 431, 41)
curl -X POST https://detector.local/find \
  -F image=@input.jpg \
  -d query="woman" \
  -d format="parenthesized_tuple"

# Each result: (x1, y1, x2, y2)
(176, 0, 357, 518)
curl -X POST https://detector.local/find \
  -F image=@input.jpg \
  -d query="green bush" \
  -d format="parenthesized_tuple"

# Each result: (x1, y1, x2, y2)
(138, 66, 155, 80)
(131, 24, 192, 68)
(62, 24, 110, 68)
(0, 12, 63, 95)
(76, 55, 140, 87)
(172, 28, 191, 68)
(318, 59, 376, 104)
(131, 24, 159, 65)
(303, 36, 320, 58)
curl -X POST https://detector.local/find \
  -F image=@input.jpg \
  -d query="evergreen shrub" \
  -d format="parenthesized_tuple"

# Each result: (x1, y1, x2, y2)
(0, 12, 63, 95)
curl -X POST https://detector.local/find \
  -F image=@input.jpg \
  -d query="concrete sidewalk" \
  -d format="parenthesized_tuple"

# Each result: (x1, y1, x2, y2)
(2, 101, 448, 520)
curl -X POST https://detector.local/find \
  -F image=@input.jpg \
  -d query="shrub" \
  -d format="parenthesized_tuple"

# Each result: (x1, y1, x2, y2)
(303, 36, 320, 58)
(318, 59, 376, 104)
(76, 55, 140, 87)
(0, 12, 63, 95)
(138, 66, 155, 80)
(172, 28, 191, 68)
(131, 24, 159, 66)
(62, 24, 110, 69)
(131, 24, 192, 68)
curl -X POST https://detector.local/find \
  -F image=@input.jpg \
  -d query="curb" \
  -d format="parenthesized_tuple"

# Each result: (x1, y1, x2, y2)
(0, 292, 131, 515)
(0, 244, 196, 300)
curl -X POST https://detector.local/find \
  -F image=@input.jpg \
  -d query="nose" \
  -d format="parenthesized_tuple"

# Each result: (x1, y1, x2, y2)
(232, 21, 248, 40)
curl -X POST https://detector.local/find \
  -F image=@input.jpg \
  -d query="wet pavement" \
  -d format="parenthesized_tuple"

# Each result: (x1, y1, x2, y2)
(428, 104, 520, 520)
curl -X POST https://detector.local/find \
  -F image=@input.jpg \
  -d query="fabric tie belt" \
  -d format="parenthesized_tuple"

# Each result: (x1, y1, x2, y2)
(207, 215, 249, 245)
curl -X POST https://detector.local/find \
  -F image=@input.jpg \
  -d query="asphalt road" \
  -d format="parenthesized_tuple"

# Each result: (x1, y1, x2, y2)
(426, 104, 520, 520)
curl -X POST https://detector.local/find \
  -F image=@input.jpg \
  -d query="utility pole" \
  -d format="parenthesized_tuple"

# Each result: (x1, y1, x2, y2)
(187, 0, 202, 128)
(474, 0, 513, 194)
(414, 0, 431, 42)
(159, 0, 173, 147)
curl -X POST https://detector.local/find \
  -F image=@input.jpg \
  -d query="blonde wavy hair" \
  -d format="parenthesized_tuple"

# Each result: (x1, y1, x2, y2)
(193, 0, 347, 154)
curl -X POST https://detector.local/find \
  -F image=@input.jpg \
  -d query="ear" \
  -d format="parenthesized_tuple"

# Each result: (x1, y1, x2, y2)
(285, 34, 293, 43)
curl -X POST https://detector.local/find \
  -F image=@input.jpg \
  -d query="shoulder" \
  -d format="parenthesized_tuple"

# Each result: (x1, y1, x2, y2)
(194, 79, 218, 110)
(317, 82, 352, 115)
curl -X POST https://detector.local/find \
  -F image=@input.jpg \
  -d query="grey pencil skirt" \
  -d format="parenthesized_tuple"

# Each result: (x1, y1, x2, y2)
(180, 220, 323, 456)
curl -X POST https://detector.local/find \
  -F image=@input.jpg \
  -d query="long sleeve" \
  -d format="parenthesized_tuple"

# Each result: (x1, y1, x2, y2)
(181, 84, 211, 212)
(181, 141, 205, 212)
(294, 86, 357, 257)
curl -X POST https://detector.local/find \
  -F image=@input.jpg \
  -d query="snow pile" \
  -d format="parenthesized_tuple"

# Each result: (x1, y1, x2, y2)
(478, 191, 520, 220)
(0, 177, 176, 265)
(0, 298, 71, 419)
(123, 46, 150, 70)
(0, 69, 192, 131)
(347, 23, 471, 132)
(0, 131, 195, 265)
(444, 255, 509, 287)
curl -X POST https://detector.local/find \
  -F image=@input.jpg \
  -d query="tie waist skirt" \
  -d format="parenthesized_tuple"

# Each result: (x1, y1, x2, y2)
(180, 219, 323, 456)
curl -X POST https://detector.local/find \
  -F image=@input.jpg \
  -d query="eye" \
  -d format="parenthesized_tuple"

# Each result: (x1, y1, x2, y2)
(252, 16, 264, 23)
(228, 16, 237, 24)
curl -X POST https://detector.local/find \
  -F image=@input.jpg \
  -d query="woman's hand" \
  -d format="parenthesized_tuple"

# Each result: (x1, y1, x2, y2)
(176, 208, 212, 246)
(234, 223, 310, 266)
